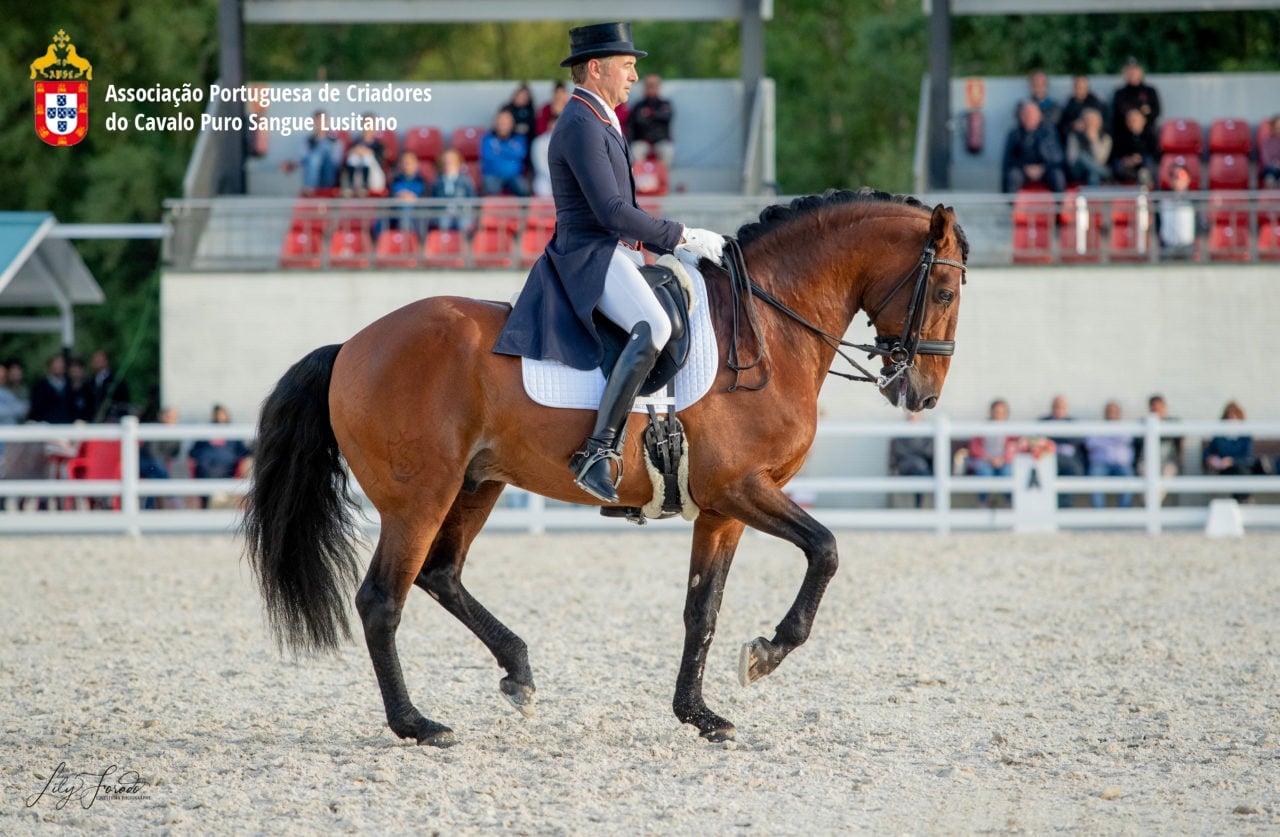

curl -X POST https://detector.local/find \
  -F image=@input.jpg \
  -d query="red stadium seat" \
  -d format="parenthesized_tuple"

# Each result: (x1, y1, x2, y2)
(402, 126, 444, 163)
(378, 128, 401, 167)
(1158, 118, 1202, 155)
(423, 229, 467, 268)
(1158, 154, 1202, 190)
(451, 126, 485, 162)
(1108, 198, 1153, 262)
(280, 229, 324, 268)
(374, 229, 421, 268)
(478, 196, 523, 236)
(289, 199, 329, 238)
(1207, 153, 1250, 190)
(1057, 192, 1102, 262)
(633, 158, 669, 196)
(519, 205, 557, 267)
(1206, 218, 1250, 262)
(1010, 186, 1054, 263)
(1258, 214, 1280, 260)
(329, 229, 372, 268)
(1208, 118, 1252, 154)
(471, 227, 517, 268)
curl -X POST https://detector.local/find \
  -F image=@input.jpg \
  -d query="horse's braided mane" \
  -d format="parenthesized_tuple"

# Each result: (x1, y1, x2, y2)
(734, 187, 970, 262)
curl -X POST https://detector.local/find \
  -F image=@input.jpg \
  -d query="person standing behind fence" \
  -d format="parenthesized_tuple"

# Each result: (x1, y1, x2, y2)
(89, 349, 131, 421)
(1135, 393, 1182, 506)
(1083, 400, 1135, 509)
(28, 354, 75, 424)
(0, 364, 29, 477)
(1039, 394, 1085, 508)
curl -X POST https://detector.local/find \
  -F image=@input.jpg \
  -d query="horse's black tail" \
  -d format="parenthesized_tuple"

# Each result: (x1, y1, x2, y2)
(241, 344, 361, 654)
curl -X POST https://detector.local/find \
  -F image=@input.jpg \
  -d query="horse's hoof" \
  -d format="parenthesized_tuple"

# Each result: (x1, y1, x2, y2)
(499, 677, 536, 719)
(742, 637, 778, 691)
(415, 720, 458, 748)
(700, 724, 737, 743)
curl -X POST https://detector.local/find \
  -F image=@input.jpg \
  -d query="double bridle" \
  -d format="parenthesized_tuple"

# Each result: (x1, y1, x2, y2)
(720, 236, 966, 392)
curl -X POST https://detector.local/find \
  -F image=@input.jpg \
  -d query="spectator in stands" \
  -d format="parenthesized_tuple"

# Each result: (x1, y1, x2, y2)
(1002, 100, 1067, 193)
(1157, 163, 1200, 258)
(1111, 57, 1161, 140)
(66, 356, 92, 421)
(341, 119, 387, 197)
(1135, 393, 1183, 505)
(1039, 394, 1085, 508)
(480, 110, 530, 197)
(387, 151, 429, 237)
(628, 74, 675, 167)
(284, 111, 343, 195)
(967, 398, 1018, 505)
(536, 81, 570, 136)
(28, 354, 76, 424)
(1111, 108, 1159, 188)
(531, 113, 557, 197)
(889, 411, 933, 508)
(1259, 115, 1280, 189)
(189, 404, 251, 509)
(89, 348, 130, 422)
(1058, 74, 1108, 140)
(503, 83, 537, 153)
(1065, 107, 1112, 186)
(431, 148, 477, 232)
(1204, 400, 1269, 502)
(1026, 70, 1062, 127)
(4, 358, 28, 403)
(1083, 400, 1135, 509)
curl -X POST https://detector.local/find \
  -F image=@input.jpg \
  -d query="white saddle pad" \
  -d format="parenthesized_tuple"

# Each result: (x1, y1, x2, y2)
(522, 255, 718, 413)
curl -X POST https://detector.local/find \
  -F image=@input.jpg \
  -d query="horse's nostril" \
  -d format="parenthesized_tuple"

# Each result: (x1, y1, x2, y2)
(921, 395, 938, 410)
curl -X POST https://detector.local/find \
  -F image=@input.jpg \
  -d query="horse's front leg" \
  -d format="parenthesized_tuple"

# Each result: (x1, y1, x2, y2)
(719, 474, 839, 686)
(673, 512, 745, 741)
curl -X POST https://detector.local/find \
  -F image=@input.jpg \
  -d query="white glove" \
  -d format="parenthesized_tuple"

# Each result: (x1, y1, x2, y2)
(677, 227, 726, 266)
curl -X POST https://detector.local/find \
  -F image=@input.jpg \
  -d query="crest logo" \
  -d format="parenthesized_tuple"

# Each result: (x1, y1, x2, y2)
(32, 30, 92, 147)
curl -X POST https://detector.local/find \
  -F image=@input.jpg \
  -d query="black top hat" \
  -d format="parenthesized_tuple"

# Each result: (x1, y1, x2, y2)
(560, 22, 647, 68)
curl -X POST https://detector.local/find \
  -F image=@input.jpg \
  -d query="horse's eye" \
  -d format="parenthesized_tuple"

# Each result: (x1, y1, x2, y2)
(936, 288, 956, 304)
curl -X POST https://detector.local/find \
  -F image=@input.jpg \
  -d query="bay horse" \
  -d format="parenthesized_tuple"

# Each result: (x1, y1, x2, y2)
(243, 188, 968, 746)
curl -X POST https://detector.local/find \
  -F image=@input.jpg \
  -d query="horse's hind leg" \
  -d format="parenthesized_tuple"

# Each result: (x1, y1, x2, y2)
(356, 516, 457, 747)
(415, 480, 536, 717)
(673, 511, 745, 741)
(717, 474, 839, 687)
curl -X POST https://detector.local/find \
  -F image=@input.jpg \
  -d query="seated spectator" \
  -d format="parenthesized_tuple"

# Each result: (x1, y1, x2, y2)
(1039, 394, 1085, 508)
(341, 120, 387, 197)
(1026, 69, 1062, 127)
(531, 114, 556, 198)
(889, 411, 933, 508)
(1083, 400, 1135, 509)
(386, 151, 429, 237)
(89, 348, 131, 422)
(1204, 400, 1270, 503)
(1064, 107, 1112, 186)
(628, 74, 675, 167)
(28, 353, 75, 424)
(283, 112, 343, 195)
(1135, 393, 1183, 506)
(503, 83, 537, 153)
(1002, 100, 1067, 193)
(536, 81, 569, 136)
(138, 404, 184, 509)
(189, 404, 251, 508)
(480, 110, 530, 197)
(1157, 163, 1200, 258)
(1259, 114, 1280, 190)
(430, 148, 477, 232)
(968, 398, 1018, 505)
(1111, 108, 1159, 188)
(1111, 56, 1161, 140)
(1058, 74, 1108, 139)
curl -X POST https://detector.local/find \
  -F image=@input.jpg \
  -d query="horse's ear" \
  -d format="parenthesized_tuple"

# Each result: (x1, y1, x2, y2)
(929, 203, 951, 242)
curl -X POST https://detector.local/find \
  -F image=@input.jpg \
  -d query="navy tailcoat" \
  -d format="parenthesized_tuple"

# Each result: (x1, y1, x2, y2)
(492, 93, 683, 370)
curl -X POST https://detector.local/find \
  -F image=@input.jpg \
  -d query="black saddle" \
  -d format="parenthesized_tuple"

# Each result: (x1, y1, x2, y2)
(594, 262, 693, 396)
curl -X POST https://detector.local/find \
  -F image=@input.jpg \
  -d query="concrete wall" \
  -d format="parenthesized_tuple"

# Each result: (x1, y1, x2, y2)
(162, 263, 1279, 429)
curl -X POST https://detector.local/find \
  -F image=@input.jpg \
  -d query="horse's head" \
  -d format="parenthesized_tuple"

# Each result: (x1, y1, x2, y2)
(865, 203, 967, 412)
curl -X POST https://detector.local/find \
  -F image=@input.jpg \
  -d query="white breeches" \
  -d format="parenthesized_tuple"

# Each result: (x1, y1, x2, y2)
(597, 244, 671, 351)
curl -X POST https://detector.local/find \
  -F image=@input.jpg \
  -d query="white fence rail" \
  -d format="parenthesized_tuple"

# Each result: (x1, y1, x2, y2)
(1, 416, 1278, 536)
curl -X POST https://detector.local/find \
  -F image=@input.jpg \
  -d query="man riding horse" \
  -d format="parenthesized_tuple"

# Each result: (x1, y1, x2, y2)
(492, 22, 726, 504)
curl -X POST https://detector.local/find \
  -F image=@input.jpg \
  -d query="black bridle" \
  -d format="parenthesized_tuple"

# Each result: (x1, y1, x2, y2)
(720, 236, 967, 392)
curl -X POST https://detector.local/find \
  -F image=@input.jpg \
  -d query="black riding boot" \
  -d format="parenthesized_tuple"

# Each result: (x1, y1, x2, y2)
(571, 322, 659, 503)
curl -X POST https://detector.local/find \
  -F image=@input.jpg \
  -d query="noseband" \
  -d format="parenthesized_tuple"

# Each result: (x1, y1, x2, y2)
(721, 237, 966, 391)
